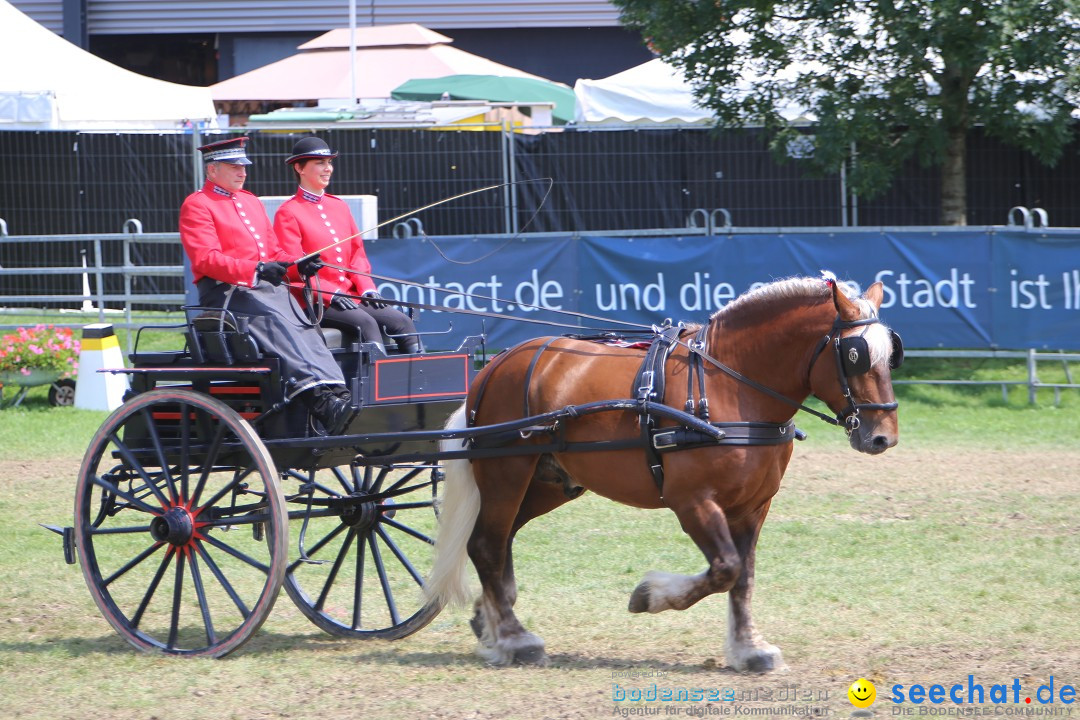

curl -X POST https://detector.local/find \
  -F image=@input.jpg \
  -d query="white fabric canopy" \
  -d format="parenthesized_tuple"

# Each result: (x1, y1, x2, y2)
(574, 58, 813, 126)
(574, 59, 716, 125)
(0, 0, 217, 129)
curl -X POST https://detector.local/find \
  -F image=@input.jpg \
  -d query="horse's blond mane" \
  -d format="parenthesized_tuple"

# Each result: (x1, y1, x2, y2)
(708, 275, 895, 367)
(710, 276, 837, 321)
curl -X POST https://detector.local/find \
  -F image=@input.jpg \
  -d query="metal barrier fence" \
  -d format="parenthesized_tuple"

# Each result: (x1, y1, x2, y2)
(4, 123, 1080, 244)
(2, 229, 1079, 404)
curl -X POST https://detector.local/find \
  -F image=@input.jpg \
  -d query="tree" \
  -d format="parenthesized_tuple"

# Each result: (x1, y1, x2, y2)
(613, 0, 1080, 225)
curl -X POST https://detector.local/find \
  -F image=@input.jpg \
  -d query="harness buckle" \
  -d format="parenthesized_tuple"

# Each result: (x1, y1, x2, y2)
(637, 370, 656, 400)
(653, 430, 679, 450)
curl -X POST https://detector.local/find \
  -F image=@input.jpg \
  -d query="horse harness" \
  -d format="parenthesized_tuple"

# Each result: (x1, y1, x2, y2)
(465, 315, 902, 499)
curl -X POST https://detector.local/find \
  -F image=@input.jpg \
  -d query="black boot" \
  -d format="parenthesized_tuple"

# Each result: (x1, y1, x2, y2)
(305, 385, 356, 435)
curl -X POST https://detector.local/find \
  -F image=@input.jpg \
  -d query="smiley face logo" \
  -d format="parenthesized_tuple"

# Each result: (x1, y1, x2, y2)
(848, 678, 876, 708)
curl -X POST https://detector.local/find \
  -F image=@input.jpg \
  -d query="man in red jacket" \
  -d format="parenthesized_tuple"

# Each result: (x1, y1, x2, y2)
(274, 136, 421, 354)
(179, 136, 356, 434)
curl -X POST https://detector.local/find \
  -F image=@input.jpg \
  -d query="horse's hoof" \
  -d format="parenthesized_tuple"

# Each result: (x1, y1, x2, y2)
(628, 581, 651, 613)
(729, 644, 787, 674)
(512, 643, 549, 666)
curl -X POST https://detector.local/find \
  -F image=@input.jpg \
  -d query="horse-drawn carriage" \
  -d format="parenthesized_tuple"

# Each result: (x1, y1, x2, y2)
(53, 272, 903, 669)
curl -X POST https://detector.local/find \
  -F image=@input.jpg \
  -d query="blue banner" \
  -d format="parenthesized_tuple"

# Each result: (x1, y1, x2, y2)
(363, 230, 1080, 351)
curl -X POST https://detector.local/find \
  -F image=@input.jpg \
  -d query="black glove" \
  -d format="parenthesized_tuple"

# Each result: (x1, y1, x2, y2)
(331, 293, 358, 311)
(360, 291, 388, 309)
(296, 254, 324, 279)
(256, 261, 289, 287)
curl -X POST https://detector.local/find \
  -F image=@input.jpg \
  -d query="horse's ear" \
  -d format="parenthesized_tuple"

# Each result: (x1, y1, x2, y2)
(864, 281, 884, 312)
(831, 281, 861, 322)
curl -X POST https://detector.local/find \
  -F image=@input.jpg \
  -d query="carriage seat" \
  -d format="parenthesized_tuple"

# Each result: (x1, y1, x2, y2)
(188, 311, 345, 365)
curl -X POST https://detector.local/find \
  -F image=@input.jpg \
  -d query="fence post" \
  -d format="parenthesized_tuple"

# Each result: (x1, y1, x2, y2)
(1027, 348, 1038, 405)
(92, 236, 106, 322)
(193, 128, 204, 193)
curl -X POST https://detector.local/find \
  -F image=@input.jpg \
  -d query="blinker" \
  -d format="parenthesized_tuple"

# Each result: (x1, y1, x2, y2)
(888, 330, 904, 369)
(839, 335, 872, 376)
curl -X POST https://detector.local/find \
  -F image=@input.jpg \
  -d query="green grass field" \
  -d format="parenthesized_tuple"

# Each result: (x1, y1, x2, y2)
(0, 342, 1078, 719)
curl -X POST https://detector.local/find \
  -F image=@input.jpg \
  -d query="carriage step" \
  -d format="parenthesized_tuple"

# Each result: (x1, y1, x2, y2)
(40, 524, 77, 565)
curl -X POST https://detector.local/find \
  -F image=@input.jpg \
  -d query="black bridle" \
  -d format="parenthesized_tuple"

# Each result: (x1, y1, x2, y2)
(806, 316, 904, 432)
(686, 314, 902, 435)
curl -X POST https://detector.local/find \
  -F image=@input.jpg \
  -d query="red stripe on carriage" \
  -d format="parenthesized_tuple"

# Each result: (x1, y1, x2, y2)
(151, 411, 260, 420)
(208, 386, 262, 395)
(374, 353, 471, 402)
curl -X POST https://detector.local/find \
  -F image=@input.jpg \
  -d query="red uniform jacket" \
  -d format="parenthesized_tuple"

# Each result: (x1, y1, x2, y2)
(179, 182, 290, 287)
(274, 189, 377, 306)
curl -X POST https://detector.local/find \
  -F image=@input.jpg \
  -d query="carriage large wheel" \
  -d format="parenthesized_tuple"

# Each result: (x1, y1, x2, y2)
(74, 389, 288, 657)
(281, 462, 443, 639)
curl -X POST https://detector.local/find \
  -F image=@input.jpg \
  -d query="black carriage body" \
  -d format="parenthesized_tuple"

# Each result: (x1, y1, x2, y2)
(122, 336, 480, 469)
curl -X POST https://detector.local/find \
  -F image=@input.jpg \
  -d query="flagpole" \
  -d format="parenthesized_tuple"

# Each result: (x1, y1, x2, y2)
(349, 0, 357, 105)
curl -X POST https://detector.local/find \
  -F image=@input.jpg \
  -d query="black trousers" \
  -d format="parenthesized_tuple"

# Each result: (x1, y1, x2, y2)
(321, 304, 419, 351)
(197, 279, 345, 399)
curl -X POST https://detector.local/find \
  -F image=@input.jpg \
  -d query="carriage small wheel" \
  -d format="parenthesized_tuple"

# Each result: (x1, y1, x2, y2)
(281, 462, 444, 639)
(48, 379, 76, 407)
(74, 388, 288, 657)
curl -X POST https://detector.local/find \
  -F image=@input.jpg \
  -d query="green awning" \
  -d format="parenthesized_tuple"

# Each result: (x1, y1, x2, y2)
(391, 74, 575, 125)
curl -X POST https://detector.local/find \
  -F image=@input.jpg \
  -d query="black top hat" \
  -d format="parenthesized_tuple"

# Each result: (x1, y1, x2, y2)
(197, 136, 252, 165)
(285, 136, 339, 165)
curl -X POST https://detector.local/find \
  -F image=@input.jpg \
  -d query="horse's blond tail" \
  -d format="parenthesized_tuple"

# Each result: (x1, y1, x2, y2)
(424, 403, 480, 608)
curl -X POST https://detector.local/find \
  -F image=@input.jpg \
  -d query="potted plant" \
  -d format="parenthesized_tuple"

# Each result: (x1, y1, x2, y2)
(0, 324, 80, 394)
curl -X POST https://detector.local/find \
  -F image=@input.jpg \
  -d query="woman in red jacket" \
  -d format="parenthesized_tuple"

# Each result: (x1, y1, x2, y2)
(274, 136, 422, 354)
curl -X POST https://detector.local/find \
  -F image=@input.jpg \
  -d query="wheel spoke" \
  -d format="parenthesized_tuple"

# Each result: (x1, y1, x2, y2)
(201, 533, 269, 573)
(381, 466, 425, 495)
(330, 466, 353, 494)
(168, 551, 185, 649)
(132, 547, 174, 630)
(188, 550, 216, 646)
(107, 431, 171, 510)
(189, 423, 229, 508)
(196, 466, 256, 516)
(102, 541, 165, 587)
(369, 531, 400, 626)
(139, 407, 179, 504)
(195, 540, 250, 619)
(380, 516, 435, 545)
(352, 533, 367, 630)
(315, 528, 356, 612)
(179, 401, 192, 502)
(286, 522, 348, 573)
(369, 466, 391, 494)
(90, 473, 159, 515)
(377, 480, 436, 501)
(375, 524, 425, 586)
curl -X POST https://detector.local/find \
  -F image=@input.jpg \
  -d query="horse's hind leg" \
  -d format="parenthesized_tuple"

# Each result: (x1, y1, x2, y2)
(725, 502, 786, 672)
(468, 455, 557, 666)
(628, 497, 741, 613)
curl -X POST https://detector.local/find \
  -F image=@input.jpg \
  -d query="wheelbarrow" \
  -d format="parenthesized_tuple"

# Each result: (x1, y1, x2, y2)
(0, 369, 76, 408)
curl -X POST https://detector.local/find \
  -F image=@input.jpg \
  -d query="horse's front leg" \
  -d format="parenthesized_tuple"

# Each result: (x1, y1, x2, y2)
(725, 502, 786, 673)
(628, 497, 741, 613)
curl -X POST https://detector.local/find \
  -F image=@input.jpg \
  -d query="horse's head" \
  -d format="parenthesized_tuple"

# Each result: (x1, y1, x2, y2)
(808, 280, 902, 454)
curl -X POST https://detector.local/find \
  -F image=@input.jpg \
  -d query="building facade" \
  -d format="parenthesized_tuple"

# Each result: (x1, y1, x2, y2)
(11, 0, 652, 87)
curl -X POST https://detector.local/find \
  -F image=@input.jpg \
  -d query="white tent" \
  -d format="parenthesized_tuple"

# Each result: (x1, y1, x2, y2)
(573, 58, 813, 126)
(574, 59, 717, 125)
(0, 0, 217, 129)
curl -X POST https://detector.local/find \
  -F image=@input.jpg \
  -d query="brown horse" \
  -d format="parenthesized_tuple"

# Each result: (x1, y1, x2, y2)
(426, 274, 901, 671)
